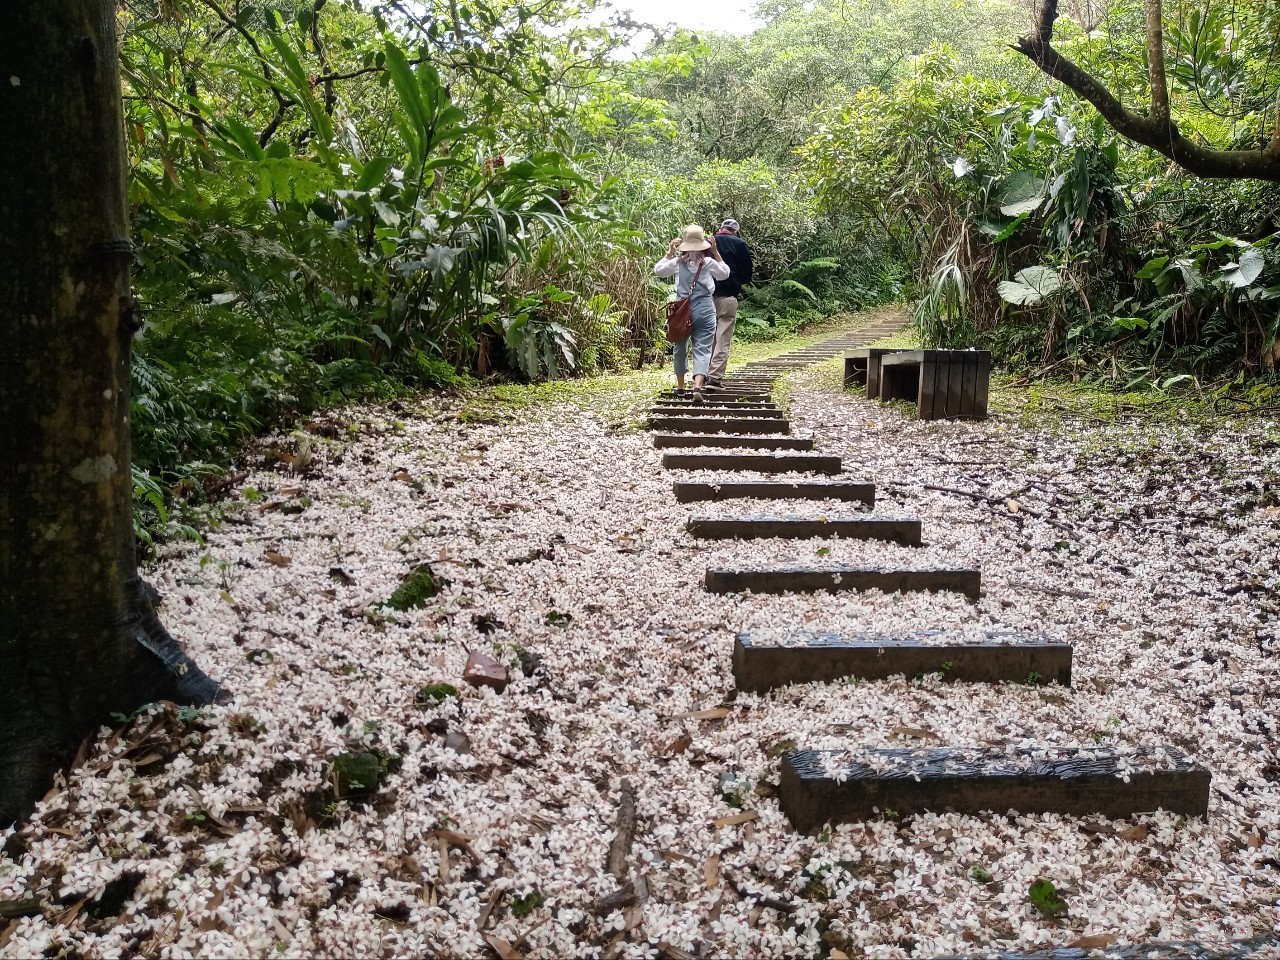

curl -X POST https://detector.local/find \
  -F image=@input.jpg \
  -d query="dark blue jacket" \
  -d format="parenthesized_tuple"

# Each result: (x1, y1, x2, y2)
(713, 232, 753, 298)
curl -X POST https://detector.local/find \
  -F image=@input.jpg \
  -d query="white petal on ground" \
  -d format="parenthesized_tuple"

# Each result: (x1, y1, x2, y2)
(3, 353, 1279, 958)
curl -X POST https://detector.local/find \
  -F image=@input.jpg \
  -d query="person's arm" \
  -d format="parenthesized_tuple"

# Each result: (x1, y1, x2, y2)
(654, 238, 680, 277)
(705, 236, 731, 282)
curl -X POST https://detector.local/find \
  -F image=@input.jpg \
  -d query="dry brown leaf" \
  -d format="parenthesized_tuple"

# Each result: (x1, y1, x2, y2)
(284, 800, 314, 836)
(394, 470, 415, 484)
(198, 885, 226, 932)
(263, 550, 291, 567)
(477, 888, 505, 931)
(660, 850, 698, 866)
(436, 835, 450, 884)
(1068, 934, 1117, 948)
(278, 486, 302, 495)
(482, 933, 522, 960)
(830, 951, 851, 960)
(428, 828, 480, 862)
(624, 873, 649, 931)
(53, 898, 86, 927)
(258, 501, 285, 513)
(703, 854, 721, 890)
(663, 735, 692, 756)
(890, 725, 940, 741)
(713, 810, 758, 829)
(1119, 824, 1149, 841)
(676, 707, 730, 721)
(131, 749, 171, 769)
(658, 943, 695, 960)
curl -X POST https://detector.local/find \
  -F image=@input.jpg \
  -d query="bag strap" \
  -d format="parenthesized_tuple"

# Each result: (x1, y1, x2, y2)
(687, 259, 705, 291)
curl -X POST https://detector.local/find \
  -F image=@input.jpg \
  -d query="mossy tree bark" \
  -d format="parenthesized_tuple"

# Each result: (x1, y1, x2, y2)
(0, 0, 223, 827)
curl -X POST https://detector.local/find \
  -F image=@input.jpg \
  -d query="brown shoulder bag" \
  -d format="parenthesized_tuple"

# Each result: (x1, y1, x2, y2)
(664, 260, 705, 343)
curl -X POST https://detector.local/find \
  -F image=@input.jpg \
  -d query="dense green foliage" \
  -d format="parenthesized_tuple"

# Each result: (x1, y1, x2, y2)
(116, 0, 1280, 545)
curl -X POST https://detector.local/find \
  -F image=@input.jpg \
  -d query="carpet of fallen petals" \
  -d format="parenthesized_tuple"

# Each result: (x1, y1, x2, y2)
(3, 338, 1280, 959)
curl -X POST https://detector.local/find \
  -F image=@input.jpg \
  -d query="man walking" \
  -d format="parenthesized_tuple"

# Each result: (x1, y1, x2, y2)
(708, 218, 753, 386)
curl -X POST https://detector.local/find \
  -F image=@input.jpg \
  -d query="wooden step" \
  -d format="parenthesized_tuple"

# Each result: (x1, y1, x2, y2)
(732, 631, 1071, 693)
(662, 453, 839, 473)
(688, 515, 920, 545)
(654, 434, 814, 451)
(673, 481, 874, 504)
(646, 406, 784, 418)
(704, 567, 981, 600)
(648, 417, 791, 435)
(666, 391, 771, 402)
(653, 399, 777, 409)
(779, 746, 1210, 833)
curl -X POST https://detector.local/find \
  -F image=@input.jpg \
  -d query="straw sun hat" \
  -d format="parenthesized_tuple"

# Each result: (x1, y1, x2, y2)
(677, 224, 711, 252)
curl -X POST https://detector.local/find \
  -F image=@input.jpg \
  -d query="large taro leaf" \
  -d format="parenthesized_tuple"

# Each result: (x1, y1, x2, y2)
(997, 265, 1062, 306)
(1221, 248, 1264, 289)
(998, 170, 1046, 217)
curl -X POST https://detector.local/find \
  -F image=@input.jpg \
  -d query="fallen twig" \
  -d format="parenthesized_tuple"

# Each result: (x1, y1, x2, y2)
(725, 872, 795, 914)
(606, 778, 637, 880)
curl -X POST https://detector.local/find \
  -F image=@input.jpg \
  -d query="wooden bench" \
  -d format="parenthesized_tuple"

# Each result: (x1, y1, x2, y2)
(843, 348, 905, 398)
(877, 349, 991, 420)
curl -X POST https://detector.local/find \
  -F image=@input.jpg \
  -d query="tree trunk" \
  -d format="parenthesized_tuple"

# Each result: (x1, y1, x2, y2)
(0, 0, 223, 828)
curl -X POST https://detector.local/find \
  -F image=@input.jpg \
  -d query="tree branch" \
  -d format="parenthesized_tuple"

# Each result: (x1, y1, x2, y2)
(198, 0, 293, 145)
(1012, 0, 1280, 181)
(309, 0, 337, 116)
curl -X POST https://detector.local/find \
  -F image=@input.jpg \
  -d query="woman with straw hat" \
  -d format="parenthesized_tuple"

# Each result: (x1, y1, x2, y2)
(654, 224, 730, 404)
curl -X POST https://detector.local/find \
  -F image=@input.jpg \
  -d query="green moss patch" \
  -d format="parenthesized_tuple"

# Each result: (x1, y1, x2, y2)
(386, 563, 440, 611)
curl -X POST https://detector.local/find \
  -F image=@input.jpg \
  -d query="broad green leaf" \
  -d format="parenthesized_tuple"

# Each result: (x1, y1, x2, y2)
(997, 265, 1062, 306)
(1135, 256, 1169, 280)
(998, 170, 1045, 216)
(1221, 248, 1264, 289)
(355, 157, 393, 192)
(991, 212, 1030, 243)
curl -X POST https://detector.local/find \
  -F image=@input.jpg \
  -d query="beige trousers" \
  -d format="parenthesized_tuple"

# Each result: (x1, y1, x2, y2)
(709, 296, 739, 379)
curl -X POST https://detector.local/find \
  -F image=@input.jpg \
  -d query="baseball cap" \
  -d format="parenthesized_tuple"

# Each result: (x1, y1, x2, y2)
(719, 218, 740, 232)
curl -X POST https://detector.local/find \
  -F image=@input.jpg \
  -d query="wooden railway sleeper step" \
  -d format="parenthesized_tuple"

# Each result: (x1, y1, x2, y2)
(672, 480, 874, 504)
(665, 392, 771, 402)
(704, 566, 981, 601)
(648, 417, 792, 435)
(646, 406, 785, 418)
(687, 514, 920, 546)
(653, 434, 814, 451)
(662, 453, 838, 473)
(732, 630, 1071, 692)
(778, 745, 1210, 833)
(652, 402, 777, 411)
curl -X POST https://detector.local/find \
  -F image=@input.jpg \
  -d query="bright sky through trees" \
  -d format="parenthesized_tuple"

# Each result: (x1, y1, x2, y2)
(605, 0, 762, 36)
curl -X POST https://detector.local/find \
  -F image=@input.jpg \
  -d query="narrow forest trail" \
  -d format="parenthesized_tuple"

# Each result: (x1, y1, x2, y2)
(4, 311, 1280, 959)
